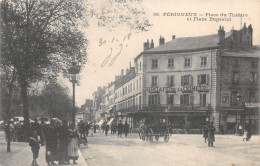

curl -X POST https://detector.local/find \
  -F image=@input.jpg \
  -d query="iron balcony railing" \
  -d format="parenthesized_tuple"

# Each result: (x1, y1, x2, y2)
(115, 104, 210, 113)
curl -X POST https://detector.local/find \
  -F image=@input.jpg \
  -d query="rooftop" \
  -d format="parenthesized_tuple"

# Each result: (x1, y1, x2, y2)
(144, 31, 232, 54)
(223, 46, 260, 58)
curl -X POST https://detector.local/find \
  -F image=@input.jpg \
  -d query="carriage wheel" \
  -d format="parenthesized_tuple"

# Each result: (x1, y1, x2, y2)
(148, 128, 154, 143)
(164, 132, 169, 143)
(155, 135, 159, 142)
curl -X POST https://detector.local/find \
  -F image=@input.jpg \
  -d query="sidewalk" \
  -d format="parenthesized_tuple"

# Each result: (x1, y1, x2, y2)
(0, 142, 88, 166)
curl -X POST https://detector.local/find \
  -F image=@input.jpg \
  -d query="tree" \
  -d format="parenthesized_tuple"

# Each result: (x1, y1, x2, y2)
(1, 0, 87, 125)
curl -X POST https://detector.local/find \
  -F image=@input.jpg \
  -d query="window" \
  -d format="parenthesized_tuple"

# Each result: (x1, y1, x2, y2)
(151, 76, 158, 87)
(140, 62, 142, 71)
(231, 91, 238, 106)
(180, 94, 190, 106)
(133, 97, 135, 105)
(181, 75, 193, 86)
(167, 94, 174, 105)
(168, 59, 174, 68)
(184, 57, 191, 67)
(250, 72, 257, 83)
(137, 79, 138, 89)
(251, 61, 258, 69)
(249, 92, 257, 102)
(233, 60, 239, 67)
(200, 94, 207, 106)
(139, 77, 141, 87)
(198, 74, 209, 85)
(148, 94, 160, 105)
(152, 59, 158, 69)
(133, 82, 135, 91)
(167, 75, 174, 87)
(201, 57, 207, 66)
(232, 72, 239, 83)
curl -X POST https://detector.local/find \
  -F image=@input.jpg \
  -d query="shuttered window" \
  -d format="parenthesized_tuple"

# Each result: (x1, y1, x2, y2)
(167, 75, 174, 87)
(198, 74, 209, 85)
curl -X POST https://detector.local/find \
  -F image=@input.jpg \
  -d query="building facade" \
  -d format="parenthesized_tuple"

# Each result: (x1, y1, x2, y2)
(114, 24, 259, 134)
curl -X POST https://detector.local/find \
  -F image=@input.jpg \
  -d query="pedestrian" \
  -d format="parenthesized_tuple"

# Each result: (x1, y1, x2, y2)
(85, 122, 90, 137)
(117, 120, 123, 137)
(124, 121, 129, 137)
(94, 124, 97, 133)
(58, 120, 70, 165)
(208, 122, 216, 147)
(78, 121, 85, 139)
(45, 119, 59, 166)
(29, 130, 40, 166)
(68, 125, 79, 165)
(105, 123, 109, 136)
(203, 124, 208, 143)
(243, 129, 248, 141)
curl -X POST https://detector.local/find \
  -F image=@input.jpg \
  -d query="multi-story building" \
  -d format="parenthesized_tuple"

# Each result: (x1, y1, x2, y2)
(92, 86, 105, 123)
(114, 23, 259, 134)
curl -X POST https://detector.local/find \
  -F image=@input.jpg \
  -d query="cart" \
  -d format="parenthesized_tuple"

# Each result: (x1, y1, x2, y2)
(139, 118, 171, 143)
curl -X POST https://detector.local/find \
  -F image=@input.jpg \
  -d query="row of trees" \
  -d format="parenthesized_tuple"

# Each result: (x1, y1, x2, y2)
(1, 0, 151, 152)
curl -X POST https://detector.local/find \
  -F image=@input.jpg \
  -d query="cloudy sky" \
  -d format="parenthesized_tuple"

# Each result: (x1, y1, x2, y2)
(64, 0, 260, 106)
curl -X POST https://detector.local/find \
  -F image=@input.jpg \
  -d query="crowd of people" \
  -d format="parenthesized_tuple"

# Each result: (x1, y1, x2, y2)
(27, 119, 80, 166)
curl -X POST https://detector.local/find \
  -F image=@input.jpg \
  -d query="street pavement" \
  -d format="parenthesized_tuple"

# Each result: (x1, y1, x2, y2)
(0, 132, 88, 166)
(81, 132, 260, 166)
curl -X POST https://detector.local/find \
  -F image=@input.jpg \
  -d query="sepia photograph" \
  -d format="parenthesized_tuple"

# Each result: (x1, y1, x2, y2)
(0, 0, 260, 165)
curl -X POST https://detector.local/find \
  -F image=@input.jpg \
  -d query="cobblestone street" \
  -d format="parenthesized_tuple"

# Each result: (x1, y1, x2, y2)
(81, 133, 260, 166)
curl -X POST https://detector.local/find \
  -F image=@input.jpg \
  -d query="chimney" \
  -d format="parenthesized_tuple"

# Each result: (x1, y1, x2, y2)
(129, 62, 131, 68)
(143, 39, 150, 51)
(218, 25, 225, 42)
(248, 24, 253, 46)
(126, 68, 130, 74)
(150, 39, 154, 48)
(172, 35, 176, 40)
(159, 36, 165, 45)
(121, 69, 124, 76)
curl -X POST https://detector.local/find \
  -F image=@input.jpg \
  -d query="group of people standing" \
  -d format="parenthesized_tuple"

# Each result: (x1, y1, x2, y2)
(117, 120, 130, 137)
(29, 119, 80, 166)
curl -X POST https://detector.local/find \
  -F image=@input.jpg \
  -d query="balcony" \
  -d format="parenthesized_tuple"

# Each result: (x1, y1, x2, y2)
(115, 104, 209, 114)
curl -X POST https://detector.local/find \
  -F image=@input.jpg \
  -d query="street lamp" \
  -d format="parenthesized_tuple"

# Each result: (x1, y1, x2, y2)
(68, 61, 80, 127)
(235, 93, 242, 135)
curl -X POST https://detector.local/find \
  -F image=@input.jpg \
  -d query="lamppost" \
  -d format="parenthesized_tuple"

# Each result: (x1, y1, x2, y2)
(236, 93, 243, 135)
(68, 61, 80, 127)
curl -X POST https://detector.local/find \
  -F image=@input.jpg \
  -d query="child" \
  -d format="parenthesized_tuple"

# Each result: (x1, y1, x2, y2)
(29, 130, 40, 166)
(243, 129, 248, 141)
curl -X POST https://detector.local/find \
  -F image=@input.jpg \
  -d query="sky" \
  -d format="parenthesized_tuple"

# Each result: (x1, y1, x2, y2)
(64, 0, 260, 106)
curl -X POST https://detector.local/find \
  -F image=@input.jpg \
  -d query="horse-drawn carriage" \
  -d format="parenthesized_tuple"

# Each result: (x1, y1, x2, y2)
(138, 118, 171, 143)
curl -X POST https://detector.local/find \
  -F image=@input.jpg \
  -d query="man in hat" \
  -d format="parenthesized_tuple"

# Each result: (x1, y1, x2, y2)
(58, 120, 70, 165)
(208, 122, 216, 147)
(124, 121, 130, 137)
(117, 120, 123, 137)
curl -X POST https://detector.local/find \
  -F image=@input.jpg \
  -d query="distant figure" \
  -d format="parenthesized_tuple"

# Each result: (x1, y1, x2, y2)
(117, 120, 123, 137)
(94, 125, 97, 133)
(203, 124, 208, 143)
(105, 123, 109, 136)
(124, 121, 130, 137)
(85, 122, 90, 137)
(243, 129, 248, 141)
(243, 128, 251, 141)
(29, 130, 40, 166)
(208, 122, 216, 147)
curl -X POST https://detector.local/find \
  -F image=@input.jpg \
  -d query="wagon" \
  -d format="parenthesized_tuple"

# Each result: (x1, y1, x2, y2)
(139, 118, 171, 143)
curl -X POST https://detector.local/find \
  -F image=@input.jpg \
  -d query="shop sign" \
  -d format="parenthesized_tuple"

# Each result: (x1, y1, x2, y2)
(227, 115, 236, 123)
(146, 85, 210, 93)
(245, 103, 260, 108)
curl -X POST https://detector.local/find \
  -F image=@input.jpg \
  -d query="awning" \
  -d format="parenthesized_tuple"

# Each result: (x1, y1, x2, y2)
(96, 119, 106, 126)
(107, 118, 114, 125)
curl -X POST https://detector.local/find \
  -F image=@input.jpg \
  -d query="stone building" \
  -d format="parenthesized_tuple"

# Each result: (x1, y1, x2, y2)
(114, 23, 259, 133)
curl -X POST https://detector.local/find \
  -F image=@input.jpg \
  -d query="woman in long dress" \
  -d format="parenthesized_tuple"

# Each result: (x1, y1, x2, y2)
(67, 126, 79, 164)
